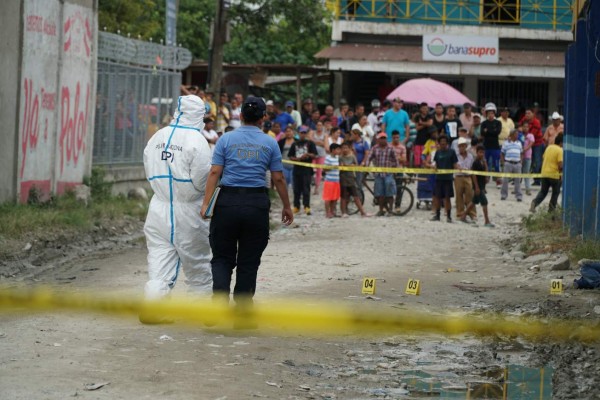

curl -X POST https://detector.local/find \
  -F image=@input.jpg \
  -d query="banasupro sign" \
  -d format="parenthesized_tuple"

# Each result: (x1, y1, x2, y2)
(423, 34, 499, 64)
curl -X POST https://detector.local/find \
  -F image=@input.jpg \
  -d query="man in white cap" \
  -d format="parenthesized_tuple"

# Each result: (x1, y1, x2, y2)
(480, 102, 503, 187)
(543, 112, 564, 146)
(141, 95, 213, 323)
(454, 136, 475, 221)
(367, 99, 382, 135)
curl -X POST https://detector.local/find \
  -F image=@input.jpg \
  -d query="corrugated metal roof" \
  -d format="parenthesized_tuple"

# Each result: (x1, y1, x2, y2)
(315, 43, 565, 67)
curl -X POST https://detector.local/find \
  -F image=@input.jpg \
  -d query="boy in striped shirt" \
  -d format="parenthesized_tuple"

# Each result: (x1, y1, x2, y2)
(500, 129, 524, 201)
(323, 144, 341, 218)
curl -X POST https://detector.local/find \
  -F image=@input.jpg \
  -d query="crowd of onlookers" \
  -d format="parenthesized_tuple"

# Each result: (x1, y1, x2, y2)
(179, 85, 565, 224)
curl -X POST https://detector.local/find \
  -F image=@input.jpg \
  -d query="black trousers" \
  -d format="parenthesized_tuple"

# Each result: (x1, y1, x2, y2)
(293, 173, 311, 208)
(209, 191, 270, 302)
(533, 178, 561, 211)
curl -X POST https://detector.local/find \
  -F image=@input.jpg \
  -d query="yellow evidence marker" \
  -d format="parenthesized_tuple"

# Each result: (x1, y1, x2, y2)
(405, 278, 421, 295)
(362, 278, 376, 295)
(550, 279, 563, 295)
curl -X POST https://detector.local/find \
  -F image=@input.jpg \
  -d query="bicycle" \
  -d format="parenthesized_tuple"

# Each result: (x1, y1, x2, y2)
(347, 173, 415, 216)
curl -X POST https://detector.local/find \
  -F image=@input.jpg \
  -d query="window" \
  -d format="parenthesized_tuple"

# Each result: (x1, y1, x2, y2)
(482, 0, 520, 25)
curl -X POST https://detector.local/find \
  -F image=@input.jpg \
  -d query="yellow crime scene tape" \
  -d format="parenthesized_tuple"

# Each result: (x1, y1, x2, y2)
(282, 160, 562, 179)
(0, 287, 597, 342)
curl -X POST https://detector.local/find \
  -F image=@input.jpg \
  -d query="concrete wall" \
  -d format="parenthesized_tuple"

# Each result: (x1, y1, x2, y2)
(104, 165, 150, 197)
(0, 0, 24, 203)
(1, 0, 98, 203)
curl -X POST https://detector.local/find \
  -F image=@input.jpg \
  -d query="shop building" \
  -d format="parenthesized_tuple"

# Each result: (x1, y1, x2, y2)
(319, 0, 575, 120)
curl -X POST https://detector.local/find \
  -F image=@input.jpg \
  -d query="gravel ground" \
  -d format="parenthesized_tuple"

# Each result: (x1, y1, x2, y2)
(0, 181, 599, 399)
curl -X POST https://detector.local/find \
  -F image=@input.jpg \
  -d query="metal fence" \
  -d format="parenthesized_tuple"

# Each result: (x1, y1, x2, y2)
(93, 32, 192, 165)
(326, 0, 574, 31)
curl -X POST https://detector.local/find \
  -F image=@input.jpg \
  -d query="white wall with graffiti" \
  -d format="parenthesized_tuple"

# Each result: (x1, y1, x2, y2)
(17, 0, 96, 203)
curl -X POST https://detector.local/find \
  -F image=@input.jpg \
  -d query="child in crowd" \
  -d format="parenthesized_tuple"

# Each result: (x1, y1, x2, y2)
(451, 127, 470, 154)
(351, 128, 370, 191)
(422, 128, 439, 164)
(427, 135, 458, 222)
(339, 142, 370, 217)
(390, 130, 408, 213)
(202, 117, 219, 151)
(421, 128, 439, 213)
(500, 129, 523, 201)
(323, 144, 342, 218)
(462, 144, 494, 227)
(288, 126, 318, 215)
(278, 126, 297, 189)
(521, 121, 535, 196)
(390, 130, 407, 167)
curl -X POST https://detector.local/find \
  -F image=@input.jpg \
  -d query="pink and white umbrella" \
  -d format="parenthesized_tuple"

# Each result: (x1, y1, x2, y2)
(386, 78, 475, 107)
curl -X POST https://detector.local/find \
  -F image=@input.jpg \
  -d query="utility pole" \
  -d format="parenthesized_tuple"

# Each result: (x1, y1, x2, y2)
(207, 0, 229, 98)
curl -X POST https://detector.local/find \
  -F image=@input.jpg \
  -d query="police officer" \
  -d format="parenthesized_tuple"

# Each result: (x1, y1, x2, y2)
(201, 96, 293, 312)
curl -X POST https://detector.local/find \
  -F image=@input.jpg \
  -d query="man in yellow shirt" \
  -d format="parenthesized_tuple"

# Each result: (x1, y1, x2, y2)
(497, 107, 514, 146)
(205, 90, 217, 119)
(530, 134, 563, 212)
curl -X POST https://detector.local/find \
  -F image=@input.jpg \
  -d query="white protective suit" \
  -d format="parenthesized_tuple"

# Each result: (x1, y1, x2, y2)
(143, 95, 213, 299)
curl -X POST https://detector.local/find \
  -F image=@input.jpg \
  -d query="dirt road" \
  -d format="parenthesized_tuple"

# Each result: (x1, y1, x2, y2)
(1, 183, 599, 399)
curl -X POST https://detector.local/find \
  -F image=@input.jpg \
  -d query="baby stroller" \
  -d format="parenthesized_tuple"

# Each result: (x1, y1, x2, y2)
(416, 173, 434, 210)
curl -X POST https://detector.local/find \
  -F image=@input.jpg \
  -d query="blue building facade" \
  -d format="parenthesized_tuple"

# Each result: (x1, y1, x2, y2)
(563, 0, 600, 239)
(332, 0, 573, 30)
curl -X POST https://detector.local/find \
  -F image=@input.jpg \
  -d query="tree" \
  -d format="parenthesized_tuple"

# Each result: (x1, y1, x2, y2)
(176, 0, 215, 57)
(224, 0, 331, 65)
(98, 0, 163, 40)
(99, 0, 331, 64)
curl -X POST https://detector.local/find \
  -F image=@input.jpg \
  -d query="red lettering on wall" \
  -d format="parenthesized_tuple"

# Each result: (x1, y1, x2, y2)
(63, 17, 71, 52)
(26, 15, 43, 32)
(41, 88, 55, 111)
(59, 82, 89, 174)
(63, 12, 93, 57)
(26, 15, 56, 36)
(63, 13, 92, 57)
(44, 20, 56, 36)
(20, 79, 40, 179)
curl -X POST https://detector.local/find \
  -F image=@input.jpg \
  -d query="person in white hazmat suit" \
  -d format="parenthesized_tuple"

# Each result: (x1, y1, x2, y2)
(141, 95, 213, 322)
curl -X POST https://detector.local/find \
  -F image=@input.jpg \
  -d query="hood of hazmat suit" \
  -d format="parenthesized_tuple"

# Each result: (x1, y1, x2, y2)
(142, 95, 213, 300)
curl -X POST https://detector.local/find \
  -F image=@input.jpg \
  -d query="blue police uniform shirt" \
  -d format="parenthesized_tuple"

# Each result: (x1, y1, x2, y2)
(212, 125, 283, 187)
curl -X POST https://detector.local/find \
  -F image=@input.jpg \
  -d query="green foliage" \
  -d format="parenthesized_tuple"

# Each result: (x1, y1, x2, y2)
(519, 237, 534, 254)
(571, 240, 600, 263)
(522, 210, 562, 233)
(225, 0, 332, 65)
(99, 0, 163, 40)
(520, 210, 600, 262)
(177, 0, 215, 57)
(83, 166, 113, 201)
(99, 0, 331, 63)
(0, 194, 148, 241)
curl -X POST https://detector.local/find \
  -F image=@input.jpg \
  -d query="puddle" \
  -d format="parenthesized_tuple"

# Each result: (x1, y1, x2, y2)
(402, 364, 553, 399)
(340, 336, 554, 399)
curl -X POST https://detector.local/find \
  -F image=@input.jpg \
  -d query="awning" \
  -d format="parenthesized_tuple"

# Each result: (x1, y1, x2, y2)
(315, 43, 565, 78)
